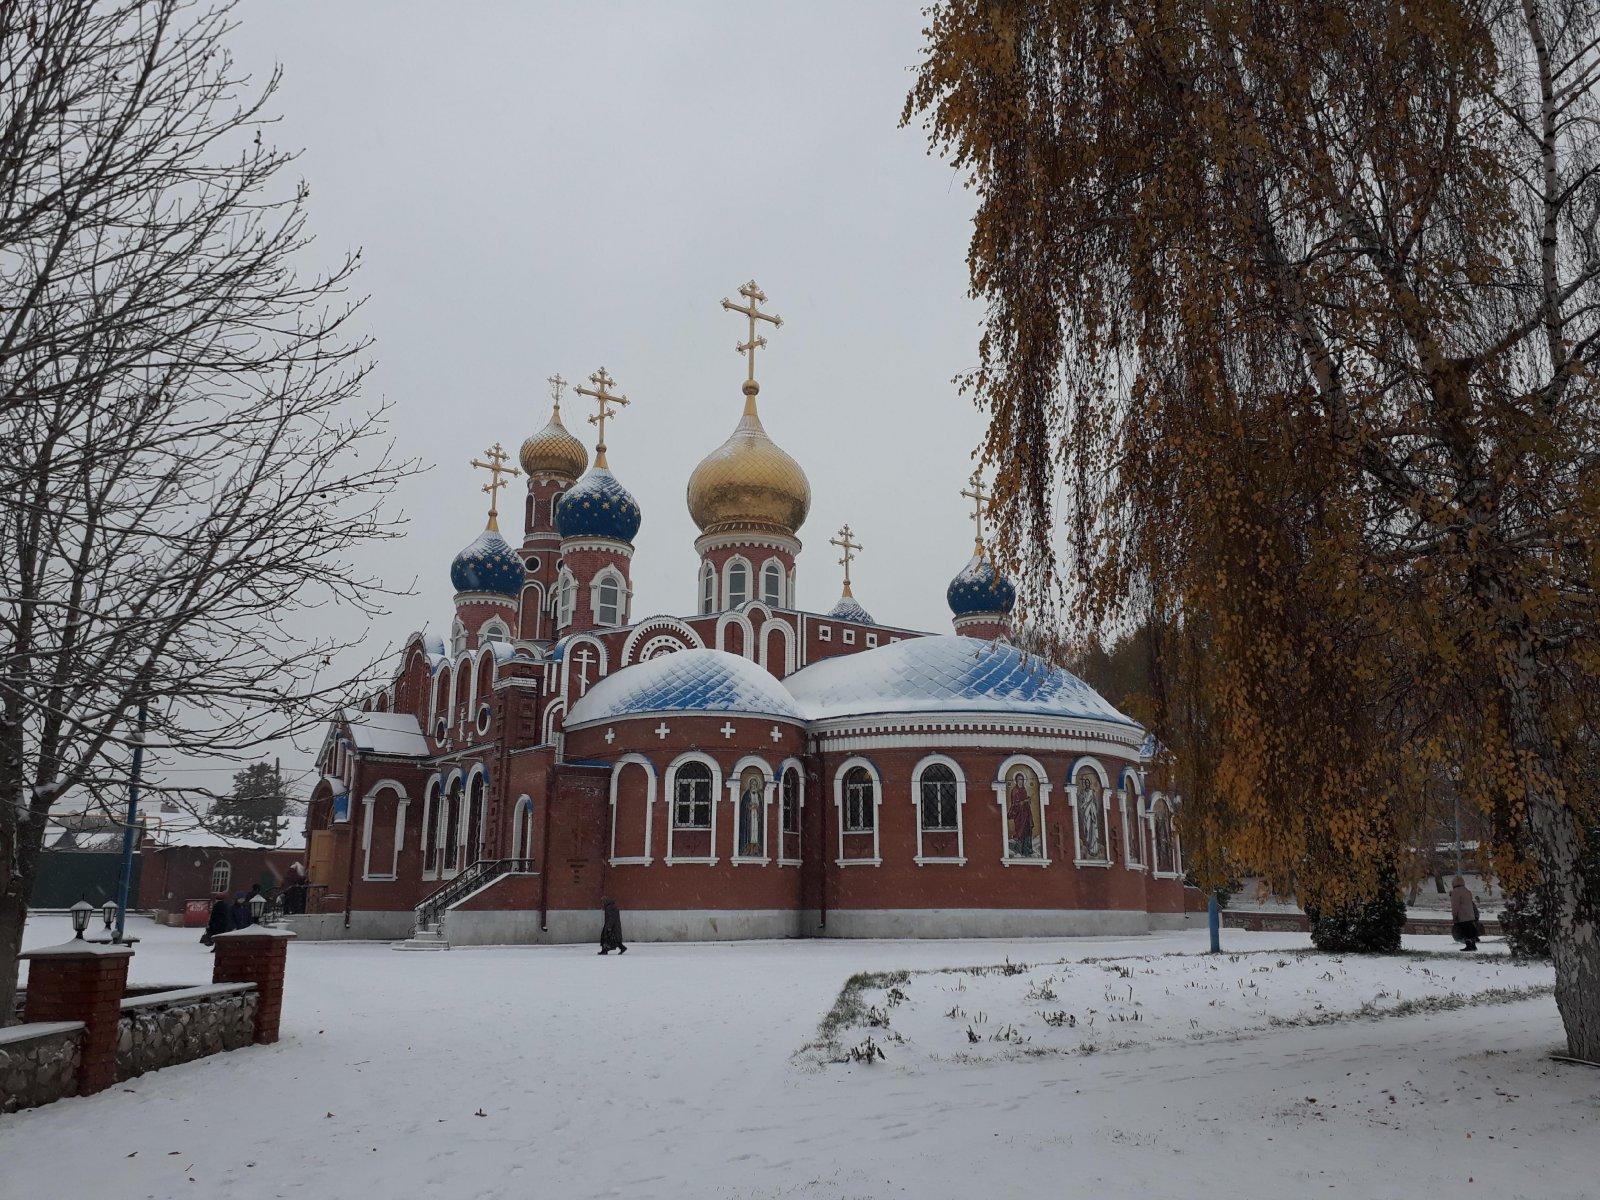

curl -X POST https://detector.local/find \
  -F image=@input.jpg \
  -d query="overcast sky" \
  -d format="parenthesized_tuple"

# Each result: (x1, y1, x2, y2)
(158, 2, 992, 796)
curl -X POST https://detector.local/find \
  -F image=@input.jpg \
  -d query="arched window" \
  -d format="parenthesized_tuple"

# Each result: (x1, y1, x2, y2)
(556, 570, 576, 629)
(781, 768, 801, 835)
(726, 558, 749, 608)
(422, 779, 441, 874)
(450, 617, 467, 655)
(465, 772, 486, 865)
(843, 766, 875, 832)
(1153, 797, 1178, 875)
(700, 561, 716, 614)
(1073, 766, 1108, 862)
(1123, 784, 1144, 867)
(761, 560, 784, 607)
(596, 573, 623, 626)
(210, 859, 231, 895)
(444, 778, 463, 872)
(673, 761, 713, 829)
(551, 491, 564, 525)
(919, 764, 959, 831)
(480, 618, 509, 644)
(511, 796, 536, 862)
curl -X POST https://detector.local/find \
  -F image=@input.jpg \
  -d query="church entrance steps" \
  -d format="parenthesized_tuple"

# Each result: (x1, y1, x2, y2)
(394, 926, 450, 951)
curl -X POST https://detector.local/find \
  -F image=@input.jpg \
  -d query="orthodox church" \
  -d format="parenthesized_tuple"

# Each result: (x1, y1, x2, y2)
(298, 282, 1192, 945)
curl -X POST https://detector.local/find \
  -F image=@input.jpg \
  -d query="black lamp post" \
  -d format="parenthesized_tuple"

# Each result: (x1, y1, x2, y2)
(248, 892, 267, 926)
(69, 899, 94, 939)
(101, 898, 119, 940)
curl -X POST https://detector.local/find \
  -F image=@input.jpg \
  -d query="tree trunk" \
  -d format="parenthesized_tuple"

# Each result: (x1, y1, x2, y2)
(0, 884, 25, 1027)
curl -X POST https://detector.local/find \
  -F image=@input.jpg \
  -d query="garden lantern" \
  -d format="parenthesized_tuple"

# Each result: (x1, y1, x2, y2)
(248, 892, 267, 924)
(101, 898, 118, 935)
(69, 898, 94, 939)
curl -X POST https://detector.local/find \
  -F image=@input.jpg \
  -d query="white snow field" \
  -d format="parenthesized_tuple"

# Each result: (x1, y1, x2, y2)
(2, 917, 1595, 1200)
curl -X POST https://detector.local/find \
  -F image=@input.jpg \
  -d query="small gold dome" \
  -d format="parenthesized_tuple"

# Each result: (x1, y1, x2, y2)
(687, 384, 811, 538)
(519, 404, 588, 481)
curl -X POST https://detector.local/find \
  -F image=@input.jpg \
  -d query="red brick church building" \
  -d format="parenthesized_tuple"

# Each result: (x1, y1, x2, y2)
(297, 283, 1191, 945)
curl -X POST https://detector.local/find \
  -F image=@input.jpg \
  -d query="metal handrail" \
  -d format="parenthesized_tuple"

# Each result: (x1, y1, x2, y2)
(415, 857, 537, 930)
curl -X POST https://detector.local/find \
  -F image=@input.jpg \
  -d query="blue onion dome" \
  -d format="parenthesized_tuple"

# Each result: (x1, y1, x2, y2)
(947, 552, 1017, 616)
(450, 526, 526, 596)
(828, 590, 874, 624)
(555, 466, 641, 543)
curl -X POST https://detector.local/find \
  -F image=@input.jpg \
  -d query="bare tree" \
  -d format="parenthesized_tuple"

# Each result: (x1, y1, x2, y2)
(0, 0, 413, 1019)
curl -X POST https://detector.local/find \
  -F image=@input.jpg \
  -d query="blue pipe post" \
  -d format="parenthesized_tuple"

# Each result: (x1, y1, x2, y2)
(113, 700, 148, 943)
(1208, 892, 1221, 953)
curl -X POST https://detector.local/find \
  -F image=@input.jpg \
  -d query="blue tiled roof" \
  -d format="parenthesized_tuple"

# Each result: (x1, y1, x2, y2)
(450, 527, 526, 597)
(786, 634, 1139, 728)
(947, 553, 1017, 616)
(556, 467, 641, 543)
(827, 593, 875, 624)
(567, 648, 804, 725)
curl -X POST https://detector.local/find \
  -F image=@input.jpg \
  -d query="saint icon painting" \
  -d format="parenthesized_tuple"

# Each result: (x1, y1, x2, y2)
(738, 766, 765, 858)
(1006, 767, 1043, 860)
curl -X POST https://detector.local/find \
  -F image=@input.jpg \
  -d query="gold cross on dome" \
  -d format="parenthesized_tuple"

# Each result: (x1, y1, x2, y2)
(830, 524, 862, 597)
(576, 366, 629, 469)
(961, 471, 990, 557)
(469, 442, 521, 532)
(546, 372, 568, 413)
(721, 279, 782, 386)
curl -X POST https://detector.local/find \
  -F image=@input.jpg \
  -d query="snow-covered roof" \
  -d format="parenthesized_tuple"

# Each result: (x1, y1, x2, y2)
(568, 648, 805, 726)
(786, 635, 1141, 729)
(144, 824, 306, 852)
(343, 710, 429, 757)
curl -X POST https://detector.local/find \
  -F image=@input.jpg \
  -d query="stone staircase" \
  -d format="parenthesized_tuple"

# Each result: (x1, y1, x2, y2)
(393, 921, 450, 951)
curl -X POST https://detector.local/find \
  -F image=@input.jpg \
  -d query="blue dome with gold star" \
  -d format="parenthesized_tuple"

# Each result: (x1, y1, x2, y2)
(556, 467, 641, 543)
(450, 527, 526, 597)
(947, 552, 1016, 616)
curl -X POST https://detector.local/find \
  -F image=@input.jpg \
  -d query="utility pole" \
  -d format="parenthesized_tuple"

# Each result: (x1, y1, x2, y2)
(113, 700, 148, 943)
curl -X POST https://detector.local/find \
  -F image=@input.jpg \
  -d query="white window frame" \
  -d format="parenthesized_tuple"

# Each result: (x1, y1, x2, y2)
(759, 557, 785, 608)
(777, 759, 804, 867)
(1120, 770, 1146, 870)
(590, 565, 628, 628)
(912, 754, 966, 865)
(555, 567, 577, 629)
(724, 555, 752, 609)
(210, 859, 232, 895)
(842, 628, 856, 645)
(833, 757, 882, 866)
(665, 752, 720, 865)
(992, 754, 1053, 867)
(608, 755, 657, 866)
(361, 781, 409, 881)
(865, 633, 878, 647)
(700, 560, 716, 614)
(1068, 757, 1113, 867)
(818, 624, 832, 642)
(727, 756, 774, 866)
(510, 794, 536, 862)
(450, 617, 467, 655)
(479, 616, 510, 644)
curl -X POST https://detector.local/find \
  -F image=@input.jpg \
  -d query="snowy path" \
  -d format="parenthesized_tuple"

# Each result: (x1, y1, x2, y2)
(3, 918, 1595, 1199)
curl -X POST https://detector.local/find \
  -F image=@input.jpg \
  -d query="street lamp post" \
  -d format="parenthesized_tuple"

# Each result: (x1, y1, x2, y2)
(69, 899, 93, 939)
(113, 700, 148, 944)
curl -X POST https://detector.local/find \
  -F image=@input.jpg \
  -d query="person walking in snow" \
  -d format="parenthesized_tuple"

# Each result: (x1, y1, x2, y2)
(201, 898, 231, 946)
(599, 897, 627, 955)
(1450, 875, 1481, 951)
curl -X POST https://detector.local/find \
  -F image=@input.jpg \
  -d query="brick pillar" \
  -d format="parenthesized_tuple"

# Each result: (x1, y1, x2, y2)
(20, 941, 133, 1095)
(211, 929, 294, 1044)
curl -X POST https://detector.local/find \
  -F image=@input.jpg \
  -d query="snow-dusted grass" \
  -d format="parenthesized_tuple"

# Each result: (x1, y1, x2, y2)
(3, 917, 1595, 1200)
(809, 948, 1556, 1067)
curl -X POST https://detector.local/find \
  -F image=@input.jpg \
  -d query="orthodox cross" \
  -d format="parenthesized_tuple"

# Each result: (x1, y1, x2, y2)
(547, 372, 568, 413)
(469, 442, 520, 532)
(830, 524, 862, 597)
(721, 279, 782, 386)
(572, 645, 597, 695)
(961, 472, 990, 557)
(576, 367, 629, 469)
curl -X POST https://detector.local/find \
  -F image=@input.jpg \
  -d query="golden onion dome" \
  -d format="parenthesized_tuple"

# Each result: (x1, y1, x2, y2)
(686, 382, 811, 538)
(519, 403, 589, 481)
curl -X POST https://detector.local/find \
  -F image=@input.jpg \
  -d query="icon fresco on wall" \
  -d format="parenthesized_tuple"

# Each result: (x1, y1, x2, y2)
(1153, 798, 1175, 873)
(737, 766, 765, 858)
(1006, 767, 1043, 859)
(1075, 770, 1106, 861)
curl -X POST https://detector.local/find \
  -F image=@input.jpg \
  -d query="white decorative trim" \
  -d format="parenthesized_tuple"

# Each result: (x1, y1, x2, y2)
(588, 563, 631, 628)
(360, 780, 409, 881)
(757, 615, 797, 675)
(563, 634, 608, 702)
(833, 756, 882, 866)
(621, 616, 704, 664)
(694, 530, 800, 557)
(453, 591, 520, 610)
(560, 537, 635, 557)
(714, 610, 756, 659)
(993, 755, 1052, 867)
(609, 754, 657, 865)
(776, 756, 805, 866)
(419, 775, 442, 881)
(727, 755, 774, 865)
(758, 556, 786, 608)
(1067, 758, 1113, 867)
(911, 753, 966, 865)
(510, 794, 535, 860)
(1119, 767, 1146, 869)
(665, 751, 721, 866)
(807, 713, 1143, 754)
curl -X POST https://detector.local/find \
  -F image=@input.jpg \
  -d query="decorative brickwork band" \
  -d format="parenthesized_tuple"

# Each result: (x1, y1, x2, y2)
(211, 929, 295, 1045)
(20, 941, 134, 1095)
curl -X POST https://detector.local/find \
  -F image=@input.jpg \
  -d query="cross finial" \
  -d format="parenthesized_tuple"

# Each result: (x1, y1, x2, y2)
(575, 367, 630, 469)
(721, 279, 782, 394)
(960, 471, 990, 557)
(469, 442, 521, 532)
(547, 372, 568, 413)
(830, 523, 863, 597)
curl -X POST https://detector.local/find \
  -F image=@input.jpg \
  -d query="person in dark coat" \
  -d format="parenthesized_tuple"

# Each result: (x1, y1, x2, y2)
(230, 891, 252, 930)
(283, 862, 307, 914)
(201, 899, 231, 945)
(1450, 875, 1481, 951)
(599, 897, 626, 955)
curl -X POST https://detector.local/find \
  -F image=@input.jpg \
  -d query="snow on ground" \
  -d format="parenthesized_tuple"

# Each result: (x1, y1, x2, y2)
(3, 916, 1596, 1200)
(816, 948, 1555, 1066)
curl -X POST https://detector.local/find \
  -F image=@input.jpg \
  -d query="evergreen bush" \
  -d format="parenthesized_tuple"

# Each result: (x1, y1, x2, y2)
(1306, 868, 1406, 953)
(1500, 883, 1554, 959)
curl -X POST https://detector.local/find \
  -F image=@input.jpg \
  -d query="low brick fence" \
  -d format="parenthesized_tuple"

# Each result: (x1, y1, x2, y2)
(1222, 909, 1503, 936)
(1, 928, 292, 1115)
